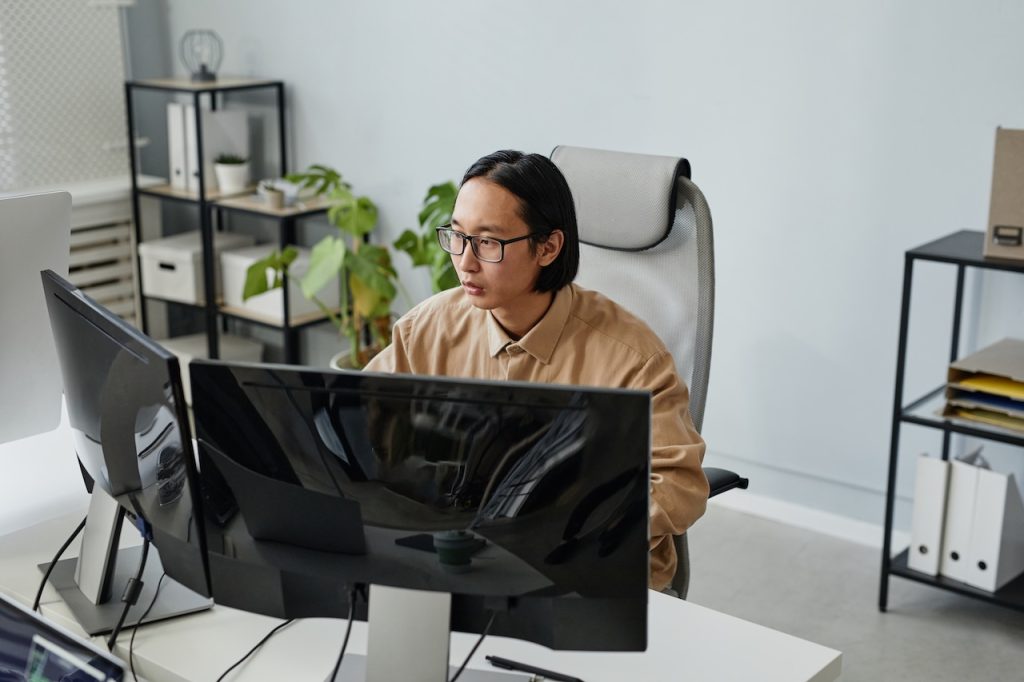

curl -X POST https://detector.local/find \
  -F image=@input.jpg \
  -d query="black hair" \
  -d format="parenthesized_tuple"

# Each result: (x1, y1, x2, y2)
(460, 150, 579, 293)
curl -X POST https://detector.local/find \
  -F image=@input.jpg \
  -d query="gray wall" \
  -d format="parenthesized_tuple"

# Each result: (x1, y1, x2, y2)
(142, 0, 1024, 530)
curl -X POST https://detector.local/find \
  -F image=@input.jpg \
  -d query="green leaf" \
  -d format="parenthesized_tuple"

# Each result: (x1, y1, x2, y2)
(300, 235, 345, 299)
(242, 255, 278, 300)
(418, 181, 457, 229)
(241, 247, 301, 301)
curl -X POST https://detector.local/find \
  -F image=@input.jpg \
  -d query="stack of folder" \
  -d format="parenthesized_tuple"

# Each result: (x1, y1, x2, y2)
(907, 452, 1024, 592)
(943, 338, 1024, 433)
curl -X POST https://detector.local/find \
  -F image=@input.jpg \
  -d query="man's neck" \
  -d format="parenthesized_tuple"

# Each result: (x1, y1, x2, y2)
(492, 291, 555, 341)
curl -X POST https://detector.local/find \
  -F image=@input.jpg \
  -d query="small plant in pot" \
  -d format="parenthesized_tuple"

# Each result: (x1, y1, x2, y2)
(213, 153, 250, 194)
(242, 164, 397, 368)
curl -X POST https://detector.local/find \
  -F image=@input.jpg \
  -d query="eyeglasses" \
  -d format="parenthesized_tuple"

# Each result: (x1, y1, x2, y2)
(435, 226, 538, 263)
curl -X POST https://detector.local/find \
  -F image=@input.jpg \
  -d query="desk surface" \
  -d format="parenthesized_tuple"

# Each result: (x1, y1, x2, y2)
(0, 513, 841, 682)
(0, 428, 841, 682)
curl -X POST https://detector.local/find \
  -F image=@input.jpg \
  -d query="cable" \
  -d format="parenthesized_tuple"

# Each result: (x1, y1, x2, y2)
(33, 516, 87, 612)
(214, 619, 295, 682)
(328, 587, 360, 682)
(128, 572, 166, 682)
(448, 610, 497, 682)
(106, 537, 150, 651)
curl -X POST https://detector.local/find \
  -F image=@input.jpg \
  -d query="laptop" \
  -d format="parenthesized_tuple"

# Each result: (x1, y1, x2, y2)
(0, 591, 126, 681)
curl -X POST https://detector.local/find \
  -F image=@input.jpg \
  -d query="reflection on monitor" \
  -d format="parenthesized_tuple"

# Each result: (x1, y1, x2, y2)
(191, 360, 650, 654)
(0, 592, 124, 681)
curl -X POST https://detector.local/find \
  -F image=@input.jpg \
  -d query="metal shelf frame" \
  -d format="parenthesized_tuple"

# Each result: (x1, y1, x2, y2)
(879, 230, 1024, 613)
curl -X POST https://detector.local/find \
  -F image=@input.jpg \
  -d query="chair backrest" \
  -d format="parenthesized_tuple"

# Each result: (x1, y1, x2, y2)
(550, 146, 714, 431)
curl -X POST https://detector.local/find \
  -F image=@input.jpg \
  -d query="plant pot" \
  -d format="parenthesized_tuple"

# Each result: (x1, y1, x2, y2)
(214, 162, 250, 194)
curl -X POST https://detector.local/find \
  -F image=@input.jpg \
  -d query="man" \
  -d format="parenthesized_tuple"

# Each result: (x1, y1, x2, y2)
(366, 149, 708, 592)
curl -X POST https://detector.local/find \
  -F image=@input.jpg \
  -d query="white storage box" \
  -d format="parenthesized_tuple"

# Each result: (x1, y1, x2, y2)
(221, 244, 340, 324)
(160, 332, 263, 404)
(138, 231, 255, 305)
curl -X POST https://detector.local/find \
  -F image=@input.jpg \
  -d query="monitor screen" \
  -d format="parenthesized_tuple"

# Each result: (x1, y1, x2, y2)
(41, 271, 211, 599)
(0, 592, 125, 681)
(191, 360, 650, 651)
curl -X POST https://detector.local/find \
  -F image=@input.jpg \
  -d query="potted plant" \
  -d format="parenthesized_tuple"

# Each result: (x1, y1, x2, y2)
(243, 164, 397, 368)
(213, 153, 250, 194)
(392, 181, 460, 293)
(257, 179, 286, 209)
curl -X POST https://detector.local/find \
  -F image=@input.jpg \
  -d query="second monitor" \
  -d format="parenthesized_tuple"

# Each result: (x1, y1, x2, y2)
(190, 359, 651, 657)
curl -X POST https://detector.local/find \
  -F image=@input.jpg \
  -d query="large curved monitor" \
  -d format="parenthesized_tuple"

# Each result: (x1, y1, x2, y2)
(190, 360, 650, 652)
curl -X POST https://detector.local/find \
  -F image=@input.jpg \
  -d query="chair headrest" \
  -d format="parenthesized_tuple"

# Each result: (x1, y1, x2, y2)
(551, 145, 691, 251)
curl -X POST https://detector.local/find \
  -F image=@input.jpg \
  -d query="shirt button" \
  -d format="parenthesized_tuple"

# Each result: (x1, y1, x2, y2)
(508, 346, 522, 355)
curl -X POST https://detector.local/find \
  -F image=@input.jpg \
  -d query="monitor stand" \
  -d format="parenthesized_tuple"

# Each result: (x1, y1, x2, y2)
(38, 488, 212, 636)
(329, 585, 521, 682)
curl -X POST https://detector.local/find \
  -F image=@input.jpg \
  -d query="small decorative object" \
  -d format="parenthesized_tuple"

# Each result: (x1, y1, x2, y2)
(258, 180, 285, 209)
(213, 153, 249, 194)
(179, 30, 223, 82)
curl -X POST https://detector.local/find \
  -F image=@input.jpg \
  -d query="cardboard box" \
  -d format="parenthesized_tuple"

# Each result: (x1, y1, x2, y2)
(985, 127, 1024, 261)
(138, 231, 255, 305)
(220, 244, 340, 324)
(160, 332, 263, 404)
(944, 338, 1024, 432)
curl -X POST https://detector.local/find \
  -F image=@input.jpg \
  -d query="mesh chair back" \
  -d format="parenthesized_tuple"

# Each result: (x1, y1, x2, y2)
(551, 146, 714, 431)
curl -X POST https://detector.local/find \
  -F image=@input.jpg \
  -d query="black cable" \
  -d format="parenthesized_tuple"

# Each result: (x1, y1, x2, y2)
(214, 619, 295, 682)
(106, 537, 150, 651)
(328, 587, 360, 682)
(448, 610, 498, 682)
(128, 572, 166, 682)
(33, 516, 87, 612)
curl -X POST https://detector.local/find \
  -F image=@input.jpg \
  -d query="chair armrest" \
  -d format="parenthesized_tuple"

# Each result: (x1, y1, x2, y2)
(704, 467, 749, 498)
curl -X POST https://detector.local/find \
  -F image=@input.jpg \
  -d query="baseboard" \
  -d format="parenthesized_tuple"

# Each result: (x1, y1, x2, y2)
(709, 489, 910, 551)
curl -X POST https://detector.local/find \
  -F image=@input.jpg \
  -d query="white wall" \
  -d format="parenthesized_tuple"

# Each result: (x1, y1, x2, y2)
(152, 0, 1024, 529)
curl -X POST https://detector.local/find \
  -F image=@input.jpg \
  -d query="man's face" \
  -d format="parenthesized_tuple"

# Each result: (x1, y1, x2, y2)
(449, 178, 558, 316)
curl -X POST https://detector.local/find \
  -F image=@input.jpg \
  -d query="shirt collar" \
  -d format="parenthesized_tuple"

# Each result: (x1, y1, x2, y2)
(486, 285, 574, 364)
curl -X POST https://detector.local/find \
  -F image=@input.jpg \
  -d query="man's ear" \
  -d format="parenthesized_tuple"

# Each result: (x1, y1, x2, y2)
(537, 229, 564, 266)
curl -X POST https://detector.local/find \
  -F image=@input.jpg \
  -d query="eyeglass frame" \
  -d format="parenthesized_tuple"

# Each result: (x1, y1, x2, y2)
(435, 225, 541, 263)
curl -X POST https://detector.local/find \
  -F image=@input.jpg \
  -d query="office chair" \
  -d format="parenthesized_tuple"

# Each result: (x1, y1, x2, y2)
(551, 145, 748, 598)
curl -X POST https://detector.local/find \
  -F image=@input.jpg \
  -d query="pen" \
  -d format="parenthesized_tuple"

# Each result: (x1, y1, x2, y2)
(485, 655, 585, 682)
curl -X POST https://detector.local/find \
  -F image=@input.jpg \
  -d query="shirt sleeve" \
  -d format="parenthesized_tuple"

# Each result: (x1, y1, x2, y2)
(634, 350, 709, 589)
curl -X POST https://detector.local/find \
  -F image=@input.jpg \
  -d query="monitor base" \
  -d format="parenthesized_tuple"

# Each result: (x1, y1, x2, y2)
(329, 654, 523, 681)
(39, 544, 212, 636)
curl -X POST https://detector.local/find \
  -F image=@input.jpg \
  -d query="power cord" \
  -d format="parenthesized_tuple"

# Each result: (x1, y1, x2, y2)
(214, 619, 295, 682)
(448, 610, 497, 682)
(328, 586, 361, 681)
(106, 536, 150, 651)
(128, 571, 166, 681)
(33, 515, 87, 612)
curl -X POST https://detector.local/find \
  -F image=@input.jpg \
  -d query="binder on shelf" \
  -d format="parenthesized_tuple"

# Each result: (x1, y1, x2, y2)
(964, 469, 1024, 592)
(938, 460, 980, 583)
(183, 105, 250, 193)
(167, 102, 187, 189)
(907, 455, 950, 576)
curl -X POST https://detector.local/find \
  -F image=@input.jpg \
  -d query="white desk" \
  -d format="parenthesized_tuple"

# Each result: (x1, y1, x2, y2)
(0, 512, 841, 682)
(0, 426, 840, 681)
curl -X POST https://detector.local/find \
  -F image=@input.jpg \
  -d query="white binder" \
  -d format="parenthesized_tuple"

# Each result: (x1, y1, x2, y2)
(907, 455, 950, 576)
(166, 102, 187, 189)
(938, 460, 979, 582)
(184, 105, 249, 194)
(965, 469, 1024, 592)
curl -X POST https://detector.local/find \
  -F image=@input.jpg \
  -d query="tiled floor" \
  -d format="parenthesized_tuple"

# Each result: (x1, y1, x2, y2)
(686, 504, 1024, 681)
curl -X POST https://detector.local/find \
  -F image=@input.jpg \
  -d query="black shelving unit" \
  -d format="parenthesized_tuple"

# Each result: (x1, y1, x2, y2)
(880, 229, 1024, 614)
(125, 76, 290, 360)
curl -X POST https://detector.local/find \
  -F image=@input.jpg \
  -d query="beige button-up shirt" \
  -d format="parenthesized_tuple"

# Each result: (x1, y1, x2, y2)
(365, 283, 708, 591)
